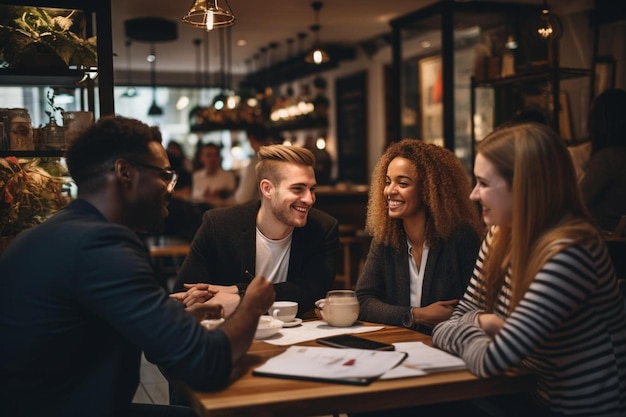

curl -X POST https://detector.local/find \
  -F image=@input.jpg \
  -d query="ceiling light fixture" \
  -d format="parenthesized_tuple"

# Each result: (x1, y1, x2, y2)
(147, 43, 163, 116)
(182, 0, 236, 31)
(124, 17, 177, 116)
(121, 40, 137, 98)
(536, 0, 562, 41)
(305, 1, 330, 65)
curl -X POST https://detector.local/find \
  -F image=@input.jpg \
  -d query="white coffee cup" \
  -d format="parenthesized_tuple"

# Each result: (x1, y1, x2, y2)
(200, 318, 224, 330)
(269, 301, 298, 323)
(315, 290, 359, 327)
(255, 315, 283, 339)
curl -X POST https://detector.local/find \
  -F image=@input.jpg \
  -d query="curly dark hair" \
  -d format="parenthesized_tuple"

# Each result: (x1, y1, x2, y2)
(65, 116, 162, 191)
(366, 139, 483, 250)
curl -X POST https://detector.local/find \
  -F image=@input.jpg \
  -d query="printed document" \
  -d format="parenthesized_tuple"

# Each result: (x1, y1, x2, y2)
(253, 345, 408, 385)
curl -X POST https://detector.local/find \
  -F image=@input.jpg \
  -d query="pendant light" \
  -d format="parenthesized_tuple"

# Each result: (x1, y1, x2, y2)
(536, 0, 562, 41)
(212, 27, 228, 110)
(121, 40, 137, 98)
(193, 37, 202, 87)
(305, 1, 330, 65)
(147, 43, 163, 116)
(182, 0, 236, 31)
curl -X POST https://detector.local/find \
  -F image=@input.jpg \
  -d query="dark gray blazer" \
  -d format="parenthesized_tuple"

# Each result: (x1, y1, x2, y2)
(355, 224, 481, 333)
(174, 201, 339, 315)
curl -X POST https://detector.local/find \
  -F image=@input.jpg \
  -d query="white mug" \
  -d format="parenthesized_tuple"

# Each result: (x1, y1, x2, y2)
(315, 290, 359, 327)
(269, 301, 298, 323)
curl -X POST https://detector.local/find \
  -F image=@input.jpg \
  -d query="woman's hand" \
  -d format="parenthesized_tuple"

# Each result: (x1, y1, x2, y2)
(413, 299, 458, 328)
(478, 313, 504, 337)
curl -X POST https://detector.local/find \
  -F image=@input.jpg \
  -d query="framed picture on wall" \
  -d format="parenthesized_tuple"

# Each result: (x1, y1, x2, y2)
(335, 71, 368, 184)
(419, 55, 443, 147)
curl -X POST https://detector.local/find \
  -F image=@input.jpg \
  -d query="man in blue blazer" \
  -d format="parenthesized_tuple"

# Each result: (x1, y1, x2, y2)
(0, 117, 275, 417)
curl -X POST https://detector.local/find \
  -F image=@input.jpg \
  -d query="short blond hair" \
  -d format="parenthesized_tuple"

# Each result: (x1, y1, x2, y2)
(255, 145, 316, 185)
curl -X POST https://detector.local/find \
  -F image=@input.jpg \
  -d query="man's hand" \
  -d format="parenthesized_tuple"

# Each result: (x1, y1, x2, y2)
(185, 303, 225, 322)
(207, 284, 239, 294)
(170, 283, 218, 306)
(413, 299, 458, 328)
(218, 275, 275, 365)
(238, 275, 275, 316)
(205, 292, 241, 317)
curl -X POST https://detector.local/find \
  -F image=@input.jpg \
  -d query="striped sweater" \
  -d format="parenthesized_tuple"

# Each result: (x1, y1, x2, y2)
(432, 227, 626, 416)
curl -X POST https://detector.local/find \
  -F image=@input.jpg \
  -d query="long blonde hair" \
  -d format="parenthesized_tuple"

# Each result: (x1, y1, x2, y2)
(477, 123, 598, 310)
(366, 139, 483, 251)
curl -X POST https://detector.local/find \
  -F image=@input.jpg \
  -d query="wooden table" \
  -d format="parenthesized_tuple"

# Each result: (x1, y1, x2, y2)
(149, 242, 191, 258)
(146, 236, 191, 258)
(181, 324, 535, 417)
(145, 236, 191, 289)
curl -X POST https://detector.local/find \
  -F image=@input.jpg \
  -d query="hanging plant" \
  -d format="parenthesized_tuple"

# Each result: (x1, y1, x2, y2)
(0, 6, 97, 69)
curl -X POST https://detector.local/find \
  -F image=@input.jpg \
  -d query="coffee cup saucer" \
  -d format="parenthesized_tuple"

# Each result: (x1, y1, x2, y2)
(281, 318, 303, 328)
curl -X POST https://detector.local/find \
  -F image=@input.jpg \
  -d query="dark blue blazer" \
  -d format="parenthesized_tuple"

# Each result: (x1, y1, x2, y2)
(0, 199, 232, 416)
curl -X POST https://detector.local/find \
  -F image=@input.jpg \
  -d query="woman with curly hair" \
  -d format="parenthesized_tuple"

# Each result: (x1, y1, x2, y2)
(355, 139, 483, 334)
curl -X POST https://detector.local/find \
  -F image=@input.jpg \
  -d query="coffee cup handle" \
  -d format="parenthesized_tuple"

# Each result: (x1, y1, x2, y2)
(272, 309, 281, 319)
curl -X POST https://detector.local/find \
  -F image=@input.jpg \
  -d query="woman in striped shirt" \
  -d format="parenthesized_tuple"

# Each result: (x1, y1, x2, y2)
(432, 122, 626, 416)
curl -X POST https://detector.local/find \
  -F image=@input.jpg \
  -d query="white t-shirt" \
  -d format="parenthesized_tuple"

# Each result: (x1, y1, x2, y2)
(255, 227, 292, 284)
(234, 154, 260, 204)
(191, 169, 236, 203)
(407, 238, 429, 307)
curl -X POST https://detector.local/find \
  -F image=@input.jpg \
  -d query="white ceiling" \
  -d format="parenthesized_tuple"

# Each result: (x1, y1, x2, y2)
(110, 0, 593, 84)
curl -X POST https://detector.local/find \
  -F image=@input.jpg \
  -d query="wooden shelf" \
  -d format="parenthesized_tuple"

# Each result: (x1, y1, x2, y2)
(0, 68, 90, 87)
(472, 67, 591, 88)
(190, 116, 329, 134)
(0, 150, 65, 157)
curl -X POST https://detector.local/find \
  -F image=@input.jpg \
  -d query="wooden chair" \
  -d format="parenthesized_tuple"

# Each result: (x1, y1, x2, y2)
(334, 227, 372, 290)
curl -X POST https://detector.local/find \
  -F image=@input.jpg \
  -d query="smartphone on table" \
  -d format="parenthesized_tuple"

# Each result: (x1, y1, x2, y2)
(316, 334, 395, 351)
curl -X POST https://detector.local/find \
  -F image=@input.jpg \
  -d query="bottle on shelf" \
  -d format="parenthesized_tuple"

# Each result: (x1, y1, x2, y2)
(42, 91, 65, 150)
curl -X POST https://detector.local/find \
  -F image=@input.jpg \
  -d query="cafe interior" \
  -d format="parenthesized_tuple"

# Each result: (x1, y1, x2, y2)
(1, 0, 625, 413)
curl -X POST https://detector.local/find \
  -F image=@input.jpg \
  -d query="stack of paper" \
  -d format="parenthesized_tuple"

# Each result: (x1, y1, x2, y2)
(259, 320, 385, 346)
(380, 342, 467, 379)
(253, 345, 408, 385)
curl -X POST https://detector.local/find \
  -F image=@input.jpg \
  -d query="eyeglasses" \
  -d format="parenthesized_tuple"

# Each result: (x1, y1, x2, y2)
(129, 160, 178, 192)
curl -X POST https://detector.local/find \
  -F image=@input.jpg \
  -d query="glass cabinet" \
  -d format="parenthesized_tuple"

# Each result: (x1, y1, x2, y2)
(389, 1, 567, 172)
(0, 0, 113, 156)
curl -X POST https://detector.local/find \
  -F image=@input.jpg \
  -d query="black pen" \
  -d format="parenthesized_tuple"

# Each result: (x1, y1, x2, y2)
(244, 270, 255, 281)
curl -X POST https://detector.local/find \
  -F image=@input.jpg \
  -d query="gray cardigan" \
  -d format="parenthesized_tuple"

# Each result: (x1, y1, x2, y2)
(355, 224, 481, 333)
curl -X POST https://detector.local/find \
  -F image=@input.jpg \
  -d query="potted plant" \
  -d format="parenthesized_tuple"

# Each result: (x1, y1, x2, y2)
(0, 156, 70, 252)
(0, 6, 97, 69)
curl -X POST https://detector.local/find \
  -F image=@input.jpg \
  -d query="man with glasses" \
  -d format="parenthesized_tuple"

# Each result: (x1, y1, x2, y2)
(0, 116, 275, 417)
